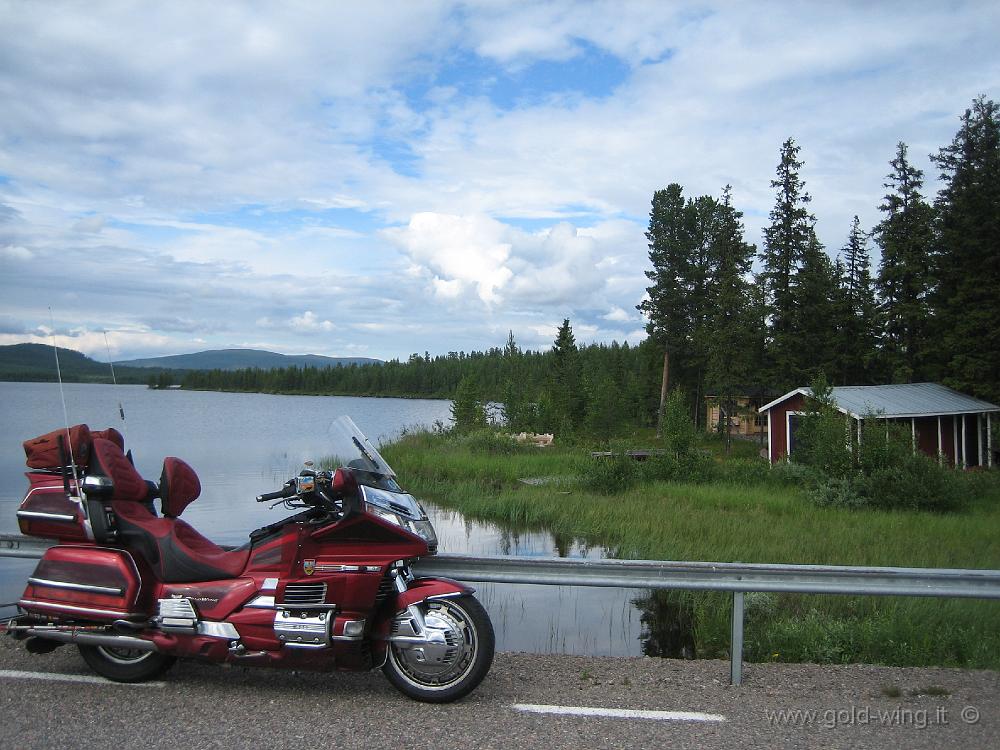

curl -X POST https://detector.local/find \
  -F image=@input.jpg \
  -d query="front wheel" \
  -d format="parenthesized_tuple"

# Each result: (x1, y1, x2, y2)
(382, 595, 494, 703)
(78, 644, 176, 683)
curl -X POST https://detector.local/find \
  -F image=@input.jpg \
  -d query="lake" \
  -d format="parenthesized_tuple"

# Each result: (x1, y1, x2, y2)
(0, 382, 650, 656)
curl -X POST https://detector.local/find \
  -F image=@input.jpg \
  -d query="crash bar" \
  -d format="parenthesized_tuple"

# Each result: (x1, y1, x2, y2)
(3, 533, 999, 686)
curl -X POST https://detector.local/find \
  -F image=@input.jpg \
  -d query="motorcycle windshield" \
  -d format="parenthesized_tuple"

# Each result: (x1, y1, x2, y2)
(326, 416, 397, 481)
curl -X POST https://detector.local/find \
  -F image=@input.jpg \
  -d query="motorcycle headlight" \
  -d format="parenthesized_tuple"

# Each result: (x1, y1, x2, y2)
(404, 518, 438, 547)
(365, 503, 437, 548)
(366, 504, 403, 527)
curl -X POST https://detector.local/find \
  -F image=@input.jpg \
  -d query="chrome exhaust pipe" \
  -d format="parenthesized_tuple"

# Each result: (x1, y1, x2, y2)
(24, 627, 158, 652)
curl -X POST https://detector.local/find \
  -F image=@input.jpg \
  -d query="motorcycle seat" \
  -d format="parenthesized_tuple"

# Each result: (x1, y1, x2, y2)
(91, 439, 250, 583)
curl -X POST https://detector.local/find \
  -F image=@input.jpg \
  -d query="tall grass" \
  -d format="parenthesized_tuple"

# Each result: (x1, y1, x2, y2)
(383, 429, 1000, 669)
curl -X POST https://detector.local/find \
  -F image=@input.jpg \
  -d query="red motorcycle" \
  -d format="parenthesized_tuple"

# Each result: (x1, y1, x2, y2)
(7, 417, 494, 702)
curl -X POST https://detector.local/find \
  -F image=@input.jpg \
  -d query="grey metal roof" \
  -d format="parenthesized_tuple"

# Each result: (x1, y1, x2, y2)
(760, 383, 1000, 418)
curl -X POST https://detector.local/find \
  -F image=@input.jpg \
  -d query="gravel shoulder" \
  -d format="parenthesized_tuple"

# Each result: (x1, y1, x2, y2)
(0, 637, 997, 750)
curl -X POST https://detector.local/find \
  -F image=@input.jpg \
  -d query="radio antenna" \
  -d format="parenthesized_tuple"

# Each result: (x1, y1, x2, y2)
(103, 330, 126, 424)
(48, 308, 80, 495)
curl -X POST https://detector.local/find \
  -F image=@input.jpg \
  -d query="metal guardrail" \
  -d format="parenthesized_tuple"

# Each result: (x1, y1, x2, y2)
(3, 533, 1000, 685)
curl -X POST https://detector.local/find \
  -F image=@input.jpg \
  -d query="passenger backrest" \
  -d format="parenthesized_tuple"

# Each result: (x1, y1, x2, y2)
(159, 457, 201, 518)
(90, 438, 149, 503)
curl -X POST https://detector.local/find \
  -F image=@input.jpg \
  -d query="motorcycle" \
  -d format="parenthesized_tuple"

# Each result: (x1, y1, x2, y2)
(7, 416, 494, 703)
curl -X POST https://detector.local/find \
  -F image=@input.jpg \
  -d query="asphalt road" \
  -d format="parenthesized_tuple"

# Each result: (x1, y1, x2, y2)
(0, 637, 996, 750)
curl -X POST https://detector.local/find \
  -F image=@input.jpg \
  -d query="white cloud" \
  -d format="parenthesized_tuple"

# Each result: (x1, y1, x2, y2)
(1, 2, 997, 361)
(72, 215, 105, 233)
(603, 306, 631, 323)
(1, 245, 34, 261)
(385, 213, 514, 304)
(290, 311, 335, 332)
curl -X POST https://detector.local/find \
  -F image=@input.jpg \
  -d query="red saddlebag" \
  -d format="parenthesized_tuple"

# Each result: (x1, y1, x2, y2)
(17, 472, 89, 541)
(20, 546, 142, 622)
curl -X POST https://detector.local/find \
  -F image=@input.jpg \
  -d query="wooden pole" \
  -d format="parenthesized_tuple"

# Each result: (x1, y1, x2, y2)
(962, 414, 967, 469)
(988, 413, 993, 469)
(954, 415, 959, 469)
(978, 414, 984, 468)
(937, 416, 943, 466)
(656, 347, 669, 439)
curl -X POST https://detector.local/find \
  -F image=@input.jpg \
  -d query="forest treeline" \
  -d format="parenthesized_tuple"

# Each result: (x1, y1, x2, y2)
(183, 97, 1000, 435)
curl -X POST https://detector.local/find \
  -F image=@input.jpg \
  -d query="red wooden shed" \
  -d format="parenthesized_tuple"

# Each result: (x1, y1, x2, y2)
(759, 383, 998, 468)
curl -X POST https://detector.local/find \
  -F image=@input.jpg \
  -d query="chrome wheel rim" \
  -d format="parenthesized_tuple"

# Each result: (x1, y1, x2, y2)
(389, 600, 478, 690)
(96, 646, 155, 665)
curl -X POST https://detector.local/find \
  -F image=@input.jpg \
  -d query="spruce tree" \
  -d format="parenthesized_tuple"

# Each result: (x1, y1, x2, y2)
(838, 216, 879, 383)
(788, 236, 840, 382)
(500, 331, 534, 431)
(929, 97, 1000, 402)
(547, 319, 585, 433)
(451, 375, 486, 431)
(703, 186, 757, 451)
(874, 142, 935, 382)
(639, 184, 695, 432)
(761, 138, 817, 387)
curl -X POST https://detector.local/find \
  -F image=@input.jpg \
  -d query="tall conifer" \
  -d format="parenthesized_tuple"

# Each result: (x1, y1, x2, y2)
(929, 97, 1000, 402)
(761, 138, 819, 387)
(874, 142, 934, 382)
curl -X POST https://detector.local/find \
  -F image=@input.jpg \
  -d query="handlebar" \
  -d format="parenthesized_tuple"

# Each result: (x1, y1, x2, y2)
(256, 483, 296, 502)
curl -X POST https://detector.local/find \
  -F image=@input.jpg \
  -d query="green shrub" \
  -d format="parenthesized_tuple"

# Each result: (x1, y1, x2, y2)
(641, 449, 716, 484)
(769, 460, 822, 487)
(661, 388, 697, 455)
(809, 476, 867, 509)
(451, 429, 521, 455)
(859, 453, 965, 512)
(716, 457, 772, 486)
(579, 447, 641, 494)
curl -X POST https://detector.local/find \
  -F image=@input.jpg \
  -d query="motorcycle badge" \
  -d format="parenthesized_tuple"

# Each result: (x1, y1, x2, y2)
(303, 559, 316, 576)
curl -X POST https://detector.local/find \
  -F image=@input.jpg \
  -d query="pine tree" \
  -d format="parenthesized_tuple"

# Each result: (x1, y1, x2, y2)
(761, 138, 818, 387)
(838, 216, 879, 383)
(450, 375, 487, 431)
(929, 97, 1000, 402)
(639, 184, 721, 430)
(703, 186, 757, 452)
(639, 184, 691, 433)
(500, 331, 534, 431)
(788, 236, 839, 382)
(874, 142, 935, 382)
(547, 319, 585, 433)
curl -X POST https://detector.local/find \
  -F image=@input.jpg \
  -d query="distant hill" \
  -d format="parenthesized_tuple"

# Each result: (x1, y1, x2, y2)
(119, 348, 380, 370)
(0, 344, 380, 383)
(0, 343, 116, 380)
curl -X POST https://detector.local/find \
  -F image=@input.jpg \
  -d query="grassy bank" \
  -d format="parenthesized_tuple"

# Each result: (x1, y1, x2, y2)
(382, 430, 1000, 669)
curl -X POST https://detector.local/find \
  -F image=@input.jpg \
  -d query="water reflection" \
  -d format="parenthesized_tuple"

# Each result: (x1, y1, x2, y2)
(633, 591, 697, 659)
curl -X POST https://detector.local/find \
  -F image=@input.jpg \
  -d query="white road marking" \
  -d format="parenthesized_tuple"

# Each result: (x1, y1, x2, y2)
(512, 703, 726, 722)
(0, 669, 166, 687)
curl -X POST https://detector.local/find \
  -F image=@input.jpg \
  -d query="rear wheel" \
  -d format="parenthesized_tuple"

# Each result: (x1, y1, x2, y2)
(382, 595, 494, 703)
(77, 644, 175, 683)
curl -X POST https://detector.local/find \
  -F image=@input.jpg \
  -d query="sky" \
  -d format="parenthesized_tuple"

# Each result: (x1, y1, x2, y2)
(1, 1, 998, 363)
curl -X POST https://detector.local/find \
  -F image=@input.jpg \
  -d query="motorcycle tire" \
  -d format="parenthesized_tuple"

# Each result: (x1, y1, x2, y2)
(77, 644, 176, 683)
(382, 594, 495, 703)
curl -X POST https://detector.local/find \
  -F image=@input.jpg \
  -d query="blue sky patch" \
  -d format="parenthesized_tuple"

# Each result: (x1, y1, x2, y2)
(409, 39, 631, 112)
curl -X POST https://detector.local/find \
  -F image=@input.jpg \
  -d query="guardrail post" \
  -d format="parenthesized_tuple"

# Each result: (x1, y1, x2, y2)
(730, 590, 744, 686)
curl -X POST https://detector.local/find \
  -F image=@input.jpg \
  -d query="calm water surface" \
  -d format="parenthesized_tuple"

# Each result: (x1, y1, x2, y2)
(0, 382, 648, 656)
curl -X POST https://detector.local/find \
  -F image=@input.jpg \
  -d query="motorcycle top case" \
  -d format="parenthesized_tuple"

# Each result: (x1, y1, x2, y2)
(23, 424, 92, 470)
(17, 472, 91, 541)
(20, 545, 143, 622)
